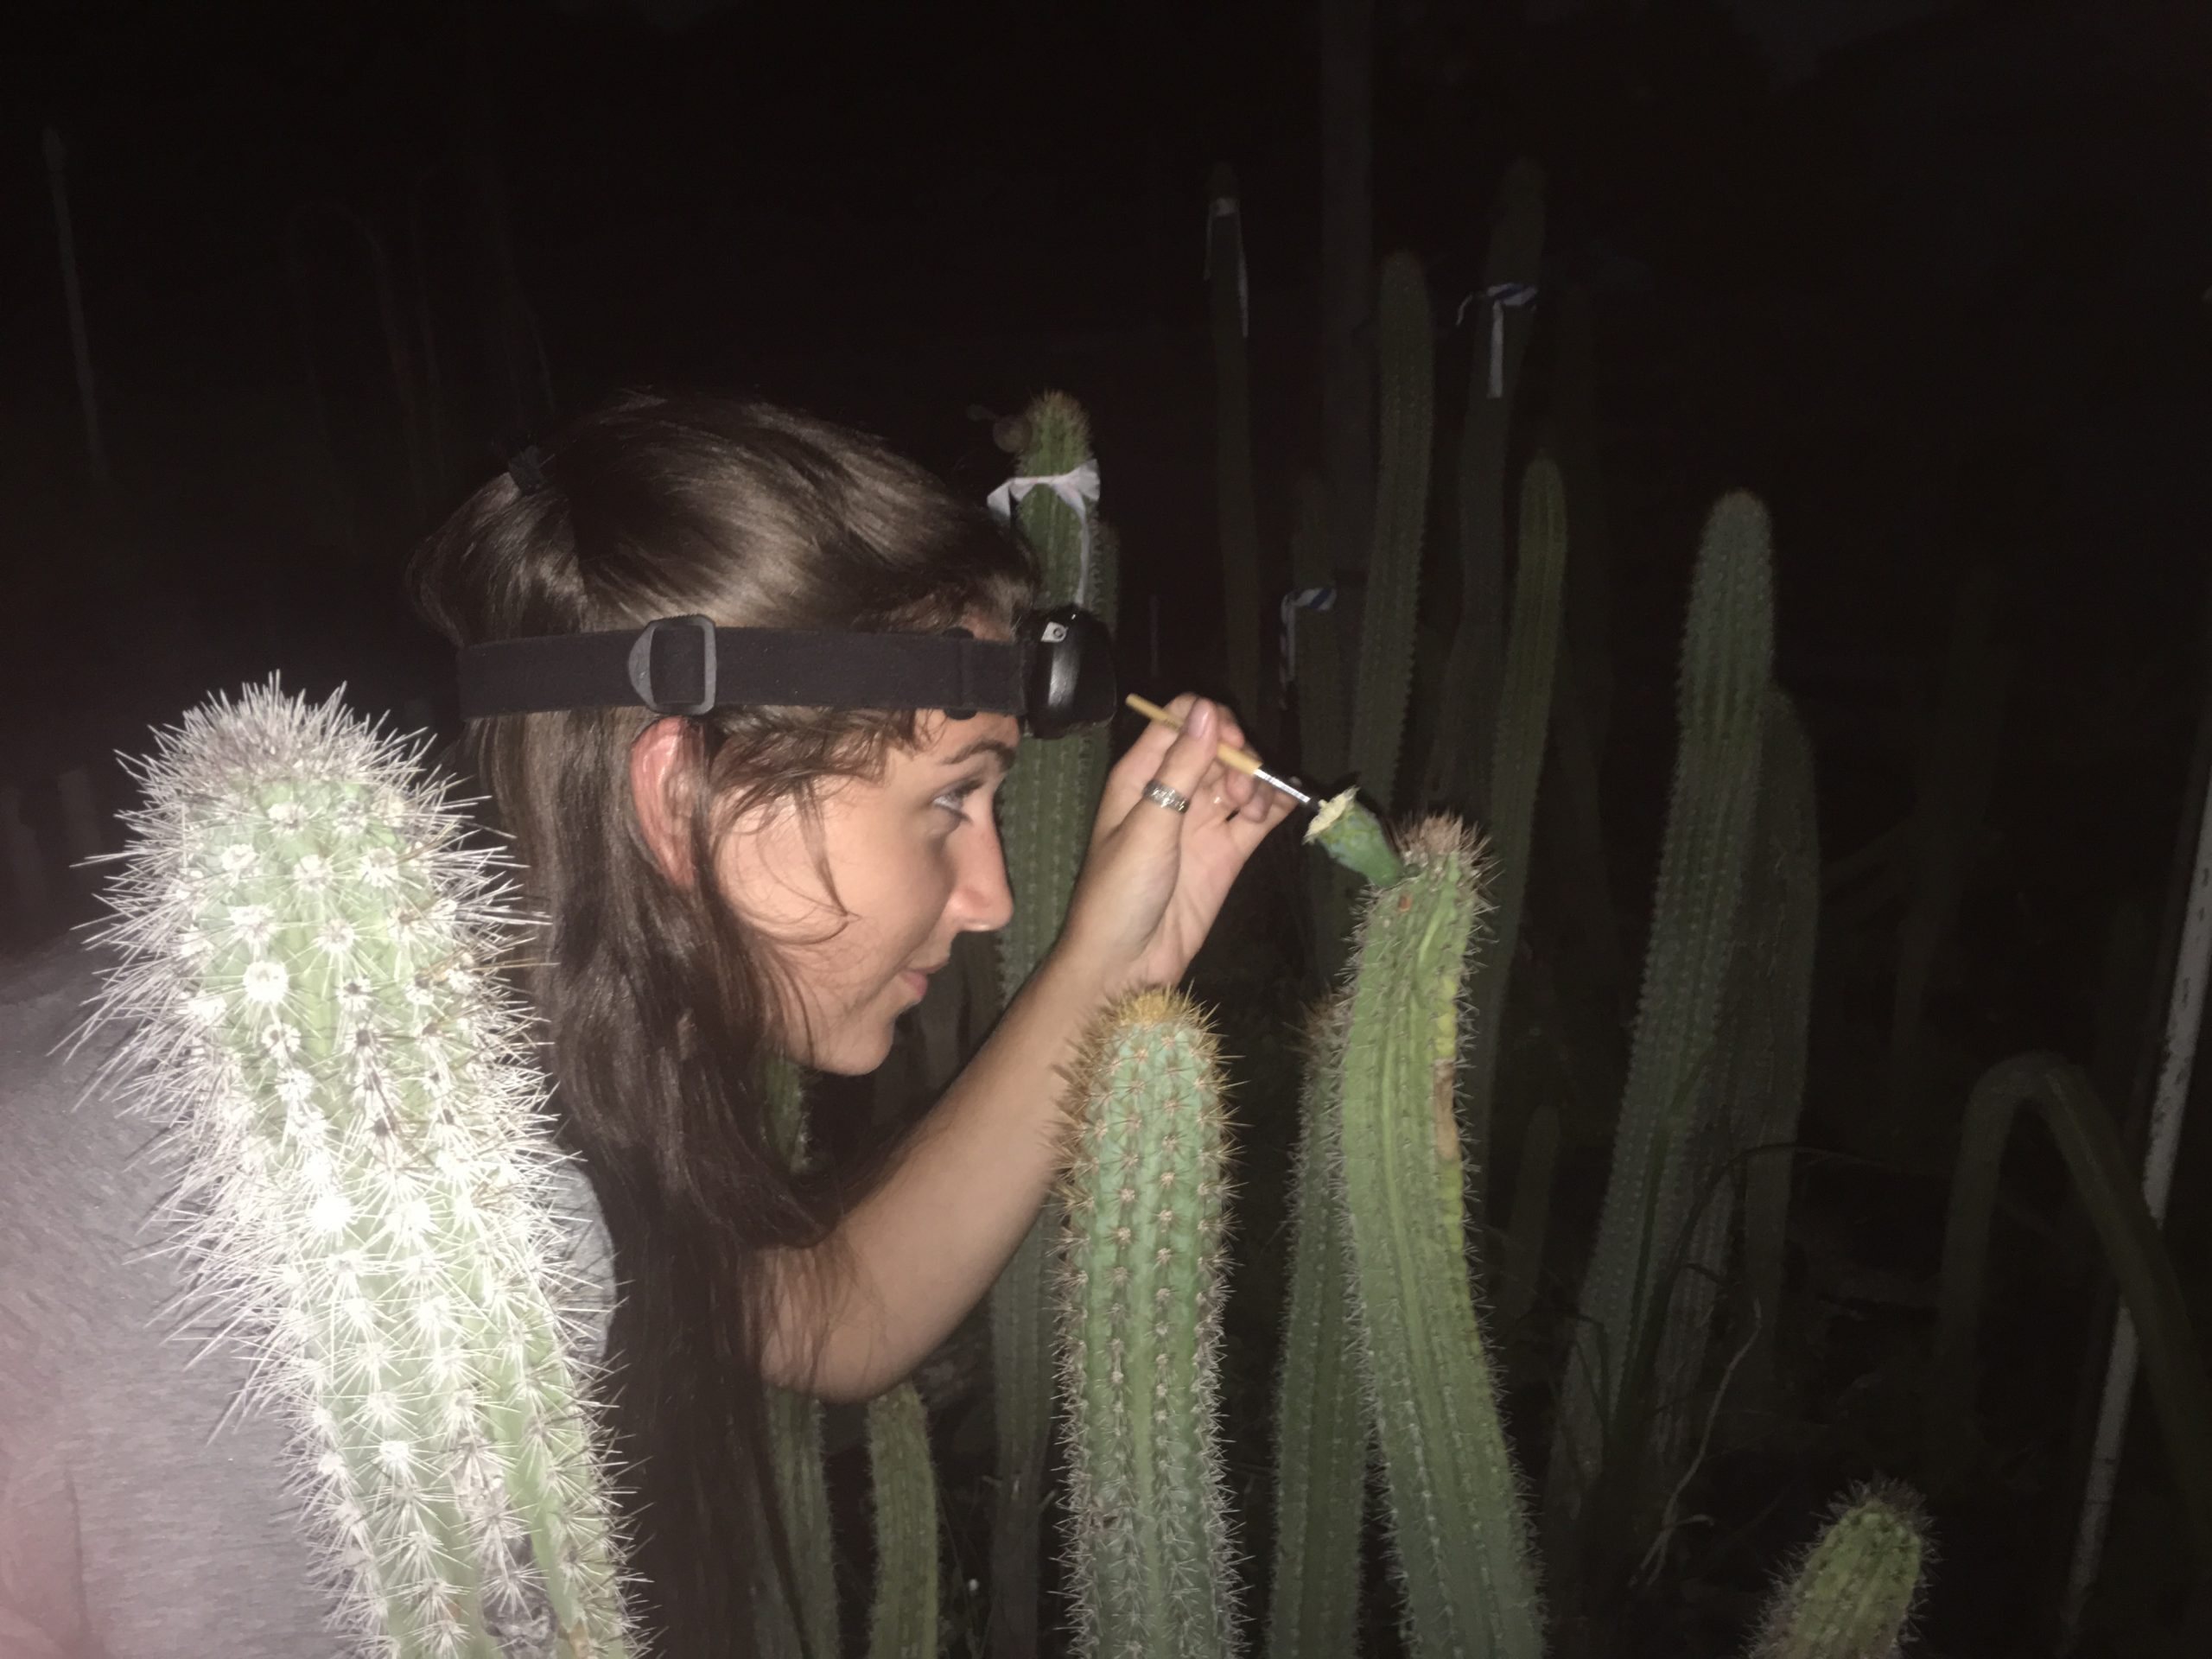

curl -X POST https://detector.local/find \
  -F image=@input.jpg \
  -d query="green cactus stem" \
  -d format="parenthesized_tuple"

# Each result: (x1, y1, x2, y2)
(1546, 493, 1773, 1545)
(1457, 454, 1567, 1233)
(1288, 474, 1349, 786)
(866, 1382, 940, 1659)
(1423, 157, 1547, 816)
(1344, 251, 1435, 815)
(989, 390, 1121, 1656)
(1337, 817, 1542, 1659)
(1208, 162, 1266, 739)
(1055, 988, 1239, 1659)
(1930, 1053, 2212, 1568)
(1304, 788, 1402, 887)
(1264, 996, 1366, 1659)
(1746, 1484, 1929, 1659)
(86, 683, 636, 1658)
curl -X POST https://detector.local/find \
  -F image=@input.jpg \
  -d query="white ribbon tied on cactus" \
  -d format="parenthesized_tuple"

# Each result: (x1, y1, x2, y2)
(1205, 194, 1249, 338)
(1457, 282, 1539, 399)
(987, 459, 1102, 610)
(1279, 585, 1336, 685)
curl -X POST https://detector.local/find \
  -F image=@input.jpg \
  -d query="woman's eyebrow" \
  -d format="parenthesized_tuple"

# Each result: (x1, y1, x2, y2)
(941, 737, 1018, 775)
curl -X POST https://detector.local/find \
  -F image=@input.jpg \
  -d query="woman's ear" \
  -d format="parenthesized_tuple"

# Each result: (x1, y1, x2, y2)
(628, 716, 697, 887)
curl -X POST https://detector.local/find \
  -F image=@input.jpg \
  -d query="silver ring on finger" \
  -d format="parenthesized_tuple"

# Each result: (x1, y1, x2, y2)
(1141, 779, 1191, 814)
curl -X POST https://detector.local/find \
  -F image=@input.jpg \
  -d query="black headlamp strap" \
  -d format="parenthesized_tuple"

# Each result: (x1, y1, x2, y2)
(457, 618, 1029, 721)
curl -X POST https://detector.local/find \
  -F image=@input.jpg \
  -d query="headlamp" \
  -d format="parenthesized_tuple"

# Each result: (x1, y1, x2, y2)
(454, 603, 1118, 740)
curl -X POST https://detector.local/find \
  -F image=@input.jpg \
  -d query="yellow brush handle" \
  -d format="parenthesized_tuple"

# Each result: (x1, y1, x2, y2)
(1123, 693, 1265, 779)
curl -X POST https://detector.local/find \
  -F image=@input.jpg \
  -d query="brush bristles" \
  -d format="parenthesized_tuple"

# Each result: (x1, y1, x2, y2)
(79, 681, 639, 1658)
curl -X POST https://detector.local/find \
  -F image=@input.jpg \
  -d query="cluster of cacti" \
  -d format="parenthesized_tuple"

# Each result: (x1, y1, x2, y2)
(1052, 987, 1239, 1659)
(86, 682, 636, 1658)
(988, 388, 1122, 1656)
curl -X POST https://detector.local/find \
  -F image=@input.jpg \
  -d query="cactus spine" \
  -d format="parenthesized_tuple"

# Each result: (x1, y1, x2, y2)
(1746, 1484, 1929, 1659)
(1056, 988, 1240, 1659)
(1264, 996, 1365, 1659)
(86, 683, 635, 1657)
(1338, 817, 1542, 1659)
(1344, 252, 1435, 815)
(866, 1382, 940, 1659)
(1458, 454, 1567, 1232)
(1547, 495, 1773, 1540)
(1423, 157, 1547, 816)
(990, 390, 1118, 1654)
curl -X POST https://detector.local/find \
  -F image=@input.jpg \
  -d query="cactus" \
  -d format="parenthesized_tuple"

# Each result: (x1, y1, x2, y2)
(1304, 787, 1403, 887)
(762, 1060, 841, 1659)
(1264, 996, 1366, 1659)
(1745, 1484, 1929, 1659)
(84, 682, 636, 1658)
(1287, 475, 1350, 786)
(1457, 454, 1567, 1232)
(1054, 987, 1240, 1659)
(989, 390, 1120, 1656)
(1930, 1053, 2212, 1567)
(1344, 252, 1435, 816)
(1337, 817, 1543, 1659)
(1208, 162, 1266, 738)
(1547, 494, 1773, 1544)
(1423, 157, 1547, 817)
(866, 1382, 941, 1659)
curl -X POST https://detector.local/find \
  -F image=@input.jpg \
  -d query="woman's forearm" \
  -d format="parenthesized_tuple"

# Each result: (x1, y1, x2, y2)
(758, 946, 1111, 1402)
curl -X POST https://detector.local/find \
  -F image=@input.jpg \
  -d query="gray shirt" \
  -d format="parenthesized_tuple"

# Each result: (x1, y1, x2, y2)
(0, 937, 616, 1658)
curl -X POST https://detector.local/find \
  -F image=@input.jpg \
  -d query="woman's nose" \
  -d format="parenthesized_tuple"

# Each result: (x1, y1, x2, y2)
(954, 823, 1015, 934)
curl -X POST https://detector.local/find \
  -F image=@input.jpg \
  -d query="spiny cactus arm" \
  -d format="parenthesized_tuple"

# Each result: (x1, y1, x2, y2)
(1264, 996, 1366, 1659)
(1054, 988, 1240, 1659)
(866, 1382, 940, 1659)
(989, 389, 1121, 1657)
(80, 682, 638, 1658)
(1746, 1483, 1929, 1659)
(1344, 252, 1434, 815)
(1337, 819, 1543, 1659)
(1459, 454, 1567, 1234)
(1548, 493, 1773, 1535)
(1929, 1053, 2212, 1568)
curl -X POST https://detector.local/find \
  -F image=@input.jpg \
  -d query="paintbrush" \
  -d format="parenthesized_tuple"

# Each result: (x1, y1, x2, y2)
(1123, 694, 1316, 810)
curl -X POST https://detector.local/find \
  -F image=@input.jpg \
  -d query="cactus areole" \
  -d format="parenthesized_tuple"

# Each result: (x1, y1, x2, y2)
(453, 603, 1119, 740)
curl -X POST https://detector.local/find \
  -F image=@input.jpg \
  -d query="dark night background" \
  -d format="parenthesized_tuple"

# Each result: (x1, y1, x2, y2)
(7, 0, 2212, 1652)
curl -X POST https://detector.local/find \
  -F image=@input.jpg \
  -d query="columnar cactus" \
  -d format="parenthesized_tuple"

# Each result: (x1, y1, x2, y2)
(1054, 988, 1239, 1659)
(1264, 996, 1365, 1659)
(1337, 817, 1542, 1659)
(1547, 494, 1773, 1540)
(866, 1382, 940, 1659)
(1344, 251, 1434, 816)
(1423, 156, 1547, 816)
(1208, 161, 1266, 737)
(1458, 454, 1567, 1231)
(85, 683, 635, 1658)
(1745, 1484, 1929, 1659)
(991, 388, 1120, 1655)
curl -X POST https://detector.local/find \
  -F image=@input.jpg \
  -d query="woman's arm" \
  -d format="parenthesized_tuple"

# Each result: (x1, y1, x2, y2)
(755, 946, 1107, 1402)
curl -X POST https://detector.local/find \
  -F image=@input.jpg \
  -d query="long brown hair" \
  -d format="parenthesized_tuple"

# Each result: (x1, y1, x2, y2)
(406, 390, 1038, 1656)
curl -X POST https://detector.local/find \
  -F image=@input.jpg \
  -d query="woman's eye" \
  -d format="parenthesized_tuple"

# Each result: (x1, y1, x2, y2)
(935, 781, 983, 820)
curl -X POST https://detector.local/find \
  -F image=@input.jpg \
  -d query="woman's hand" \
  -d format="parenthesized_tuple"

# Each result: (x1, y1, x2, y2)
(1054, 695, 1298, 1003)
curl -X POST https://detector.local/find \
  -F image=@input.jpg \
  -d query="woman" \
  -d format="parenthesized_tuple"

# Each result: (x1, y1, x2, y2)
(0, 390, 1292, 1656)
